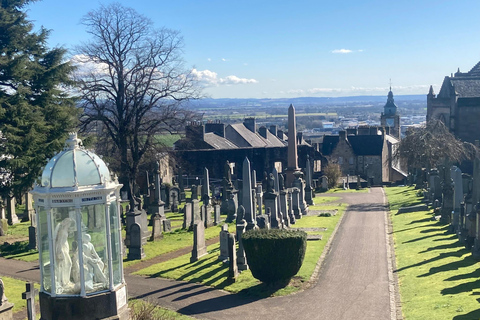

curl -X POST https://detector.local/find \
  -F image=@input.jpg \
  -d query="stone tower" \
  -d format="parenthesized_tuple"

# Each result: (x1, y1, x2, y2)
(380, 87, 400, 139)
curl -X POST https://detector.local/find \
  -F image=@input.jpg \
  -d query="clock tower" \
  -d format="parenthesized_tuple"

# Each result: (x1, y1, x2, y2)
(380, 87, 400, 139)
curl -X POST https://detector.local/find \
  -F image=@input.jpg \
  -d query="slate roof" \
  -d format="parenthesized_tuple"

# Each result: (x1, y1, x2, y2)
(348, 135, 384, 155)
(449, 78, 480, 98)
(321, 134, 385, 156)
(204, 132, 238, 149)
(262, 129, 287, 147)
(229, 124, 267, 147)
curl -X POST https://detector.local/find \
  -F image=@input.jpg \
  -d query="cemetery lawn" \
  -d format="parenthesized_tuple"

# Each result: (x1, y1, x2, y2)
(325, 187, 369, 194)
(0, 220, 39, 262)
(2, 276, 40, 313)
(129, 299, 194, 319)
(133, 201, 346, 298)
(385, 186, 480, 320)
(123, 223, 237, 269)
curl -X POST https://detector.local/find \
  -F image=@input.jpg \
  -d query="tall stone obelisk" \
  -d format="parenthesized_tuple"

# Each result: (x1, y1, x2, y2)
(286, 104, 299, 187)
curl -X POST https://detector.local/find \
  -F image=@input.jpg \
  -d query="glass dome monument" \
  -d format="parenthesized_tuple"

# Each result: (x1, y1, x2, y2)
(31, 133, 129, 320)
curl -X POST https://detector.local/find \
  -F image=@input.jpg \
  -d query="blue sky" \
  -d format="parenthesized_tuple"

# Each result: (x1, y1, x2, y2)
(26, 0, 480, 99)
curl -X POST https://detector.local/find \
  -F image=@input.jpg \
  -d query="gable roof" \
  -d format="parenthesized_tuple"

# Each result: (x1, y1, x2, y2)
(348, 135, 384, 155)
(204, 132, 238, 149)
(321, 136, 340, 156)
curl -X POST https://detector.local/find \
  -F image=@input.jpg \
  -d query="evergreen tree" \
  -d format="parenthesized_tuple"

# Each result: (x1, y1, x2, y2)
(0, 0, 78, 199)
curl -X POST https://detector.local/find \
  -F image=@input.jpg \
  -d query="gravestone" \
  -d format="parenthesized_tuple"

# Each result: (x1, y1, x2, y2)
(169, 187, 179, 212)
(292, 187, 301, 219)
(178, 166, 186, 202)
(183, 202, 192, 230)
(6, 196, 18, 225)
(150, 214, 163, 241)
(451, 166, 463, 233)
(191, 185, 199, 201)
(293, 171, 309, 215)
(279, 189, 290, 228)
(213, 205, 221, 226)
(242, 158, 256, 230)
(190, 222, 207, 263)
(225, 194, 237, 223)
(440, 164, 454, 224)
(218, 224, 229, 262)
(236, 206, 248, 271)
(227, 233, 238, 282)
(23, 192, 35, 222)
(272, 169, 284, 228)
(256, 214, 270, 229)
(202, 167, 211, 206)
(163, 219, 171, 233)
(287, 189, 296, 224)
(256, 185, 263, 216)
(22, 282, 38, 320)
(192, 199, 201, 223)
(264, 173, 281, 229)
(0, 278, 14, 320)
(321, 176, 328, 191)
(458, 173, 472, 244)
(127, 223, 145, 260)
(304, 156, 314, 205)
(28, 225, 37, 250)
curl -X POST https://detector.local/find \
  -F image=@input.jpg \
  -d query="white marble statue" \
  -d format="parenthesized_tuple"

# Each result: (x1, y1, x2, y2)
(54, 217, 74, 293)
(0, 278, 7, 305)
(82, 233, 107, 289)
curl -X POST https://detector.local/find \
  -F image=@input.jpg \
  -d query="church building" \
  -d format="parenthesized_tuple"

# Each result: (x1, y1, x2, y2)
(380, 87, 401, 139)
(427, 61, 480, 143)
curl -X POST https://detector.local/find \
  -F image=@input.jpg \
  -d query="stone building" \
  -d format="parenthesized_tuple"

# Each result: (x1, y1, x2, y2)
(380, 88, 401, 139)
(174, 117, 322, 181)
(427, 61, 480, 143)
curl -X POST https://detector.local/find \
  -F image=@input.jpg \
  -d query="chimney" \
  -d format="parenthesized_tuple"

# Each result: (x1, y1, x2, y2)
(339, 130, 346, 141)
(205, 122, 225, 137)
(297, 132, 303, 145)
(243, 117, 256, 133)
(277, 129, 284, 140)
(346, 128, 357, 136)
(358, 126, 369, 135)
(186, 122, 205, 141)
(269, 125, 278, 136)
(370, 127, 378, 135)
(259, 126, 268, 139)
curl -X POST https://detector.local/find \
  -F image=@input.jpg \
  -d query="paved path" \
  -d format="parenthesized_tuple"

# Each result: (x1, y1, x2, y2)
(0, 187, 396, 320)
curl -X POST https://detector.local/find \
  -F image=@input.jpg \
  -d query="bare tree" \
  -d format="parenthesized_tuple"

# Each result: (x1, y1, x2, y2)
(75, 3, 201, 207)
(396, 119, 475, 171)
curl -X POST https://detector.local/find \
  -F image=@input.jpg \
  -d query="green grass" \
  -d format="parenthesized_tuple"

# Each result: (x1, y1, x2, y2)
(129, 299, 195, 319)
(123, 223, 236, 268)
(2, 276, 40, 313)
(155, 134, 181, 148)
(0, 220, 30, 242)
(0, 241, 39, 262)
(134, 201, 346, 298)
(385, 186, 480, 320)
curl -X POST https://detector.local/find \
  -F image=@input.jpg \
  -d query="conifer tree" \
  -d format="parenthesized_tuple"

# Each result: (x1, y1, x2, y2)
(0, 0, 78, 199)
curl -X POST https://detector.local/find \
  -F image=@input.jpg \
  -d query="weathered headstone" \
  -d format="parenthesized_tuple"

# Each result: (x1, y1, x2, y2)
(256, 185, 263, 216)
(202, 167, 211, 206)
(219, 224, 229, 262)
(22, 282, 38, 320)
(236, 206, 248, 271)
(256, 214, 270, 229)
(321, 176, 329, 191)
(163, 219, 171, 233)
(150, 214, 163, 241)
(190, 222, 207, 263)
(242, 158, 256, 230)
(273, 168, 284, 228)
(287, 189, 296, 224)
(227, 233, 238, 282)
(292, 187, 301, 219)
(178, 166, 186, 202)
(0, 278, 14, 320)
(225, 194, 237, 223)
(127, 223, 145, 260)
(6, 196, 18, 225)
(304, 155, 314, 205)
(213, 205, 221, 226)
(23, 193, 35, 222)
(293, 171, 309, 216)
(440, 164, 454, 224)
(458, 173, 472, 244)
(192, 199, 201, 223)
(451, 166, 463, 233)
(169, 187, 179, 212)
(191, 185, 199, 201)
(264, 173, 281, 229)
(183, 202, 192, 230)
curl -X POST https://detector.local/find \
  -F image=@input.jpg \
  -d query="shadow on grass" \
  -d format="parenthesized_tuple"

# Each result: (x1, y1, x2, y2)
(393, 225, 425, 233)
(444, 268, 480, 282)
(418, 241, 464, 253)
(433, 234, 458, 242)
(0, 241, 37, 259)
(452, 309, 480, 320)
(395, 248, 468, 273)
(418, 251, 475, 278)
(441, 278, 480, 295)
(408, 217, 434, 225)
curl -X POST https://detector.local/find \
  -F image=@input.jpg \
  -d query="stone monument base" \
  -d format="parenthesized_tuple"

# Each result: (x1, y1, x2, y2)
(0, 301, 14, 320)
(39, 284, 129, 320)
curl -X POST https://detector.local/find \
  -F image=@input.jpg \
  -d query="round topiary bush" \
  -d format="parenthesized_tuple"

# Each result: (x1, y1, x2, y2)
(242, 228, 307, 284)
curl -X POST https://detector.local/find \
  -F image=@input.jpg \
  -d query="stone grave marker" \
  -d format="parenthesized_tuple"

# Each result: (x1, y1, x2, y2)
(23, 192, 35, 222)
(202, 167, 211, 206)
(451, 166, 463, 233)
(321, 176, 328, 191)
(190, 222, 207, 263)
(226, 194, 237, 223)
(6, 196, 18, 225)
(218, 224, 229, 262)
(0, 278, 14, 320)
(293, 171, 308, 216)
(22, 282, 38, 320)
(287, 189, 296, 225)
(292, 187, 301, 219)
(304, 156, 314, 205)
(163, 219, 171, 233)
(183, 202, 192, 230)
(256, 214, 270, 229)
(127, 223, 145, 260)
(264, 173, 281, 229)
(256, 185, 263, 216)
(227, 233, 238, 282)
(236, 206, 248, 271)
(192, 199, 201, 223)
(213, 205, 221, 226)
(150, 214, 163, 241)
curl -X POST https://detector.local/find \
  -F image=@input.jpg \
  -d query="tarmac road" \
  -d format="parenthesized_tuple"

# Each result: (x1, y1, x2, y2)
(0, 187, 396, 320)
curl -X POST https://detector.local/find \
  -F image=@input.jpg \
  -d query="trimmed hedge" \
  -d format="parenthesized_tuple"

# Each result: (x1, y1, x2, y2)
(242, 228, 307, 284)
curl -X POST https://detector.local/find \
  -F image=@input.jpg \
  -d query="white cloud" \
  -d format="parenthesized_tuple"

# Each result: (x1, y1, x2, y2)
(331, 49, 352, 54)
(207, 58, 211, 61)
(331, 49, 364, 54)
(222, 58, 228, 62)
(191, 69, 258, 86)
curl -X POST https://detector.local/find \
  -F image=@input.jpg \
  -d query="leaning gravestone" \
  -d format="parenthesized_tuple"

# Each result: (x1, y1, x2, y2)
(0, 278, 14, 320)
(190, 222, 207, 263)
(218, 224, 229, 262)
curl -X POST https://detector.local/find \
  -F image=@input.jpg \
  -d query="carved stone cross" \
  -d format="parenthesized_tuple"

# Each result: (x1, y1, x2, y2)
(22, 282, 38, 320)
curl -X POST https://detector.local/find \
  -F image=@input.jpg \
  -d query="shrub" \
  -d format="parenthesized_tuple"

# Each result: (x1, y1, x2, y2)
(242, 229, 307, 284)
